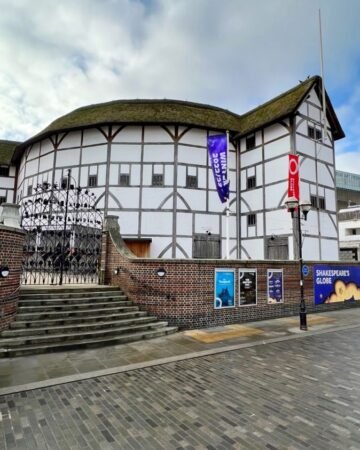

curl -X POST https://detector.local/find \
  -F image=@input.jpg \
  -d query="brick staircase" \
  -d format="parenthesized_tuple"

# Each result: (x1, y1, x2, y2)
(0, 286, 177, 357)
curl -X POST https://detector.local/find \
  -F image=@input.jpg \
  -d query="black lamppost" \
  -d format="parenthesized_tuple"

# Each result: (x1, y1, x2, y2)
(285, 196, 312, 331)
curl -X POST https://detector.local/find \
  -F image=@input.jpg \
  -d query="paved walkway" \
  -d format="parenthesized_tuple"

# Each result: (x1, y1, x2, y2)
(1, 307, 360, 395)
(1, 317, 360, 449)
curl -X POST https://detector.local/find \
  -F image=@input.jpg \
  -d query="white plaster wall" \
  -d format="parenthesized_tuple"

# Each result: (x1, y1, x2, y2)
(176, 212, 193, 236)
(180, 128, 207, 147)
(208, 191, 227, 213)
(240, 148, 262, 168)
(317, 162, 335, 187)
(178, 145, 207, 165)
(265, 182, 286, 209)
(109, 187, 140, 209)
(221, 215, 237, 239)
(58, 132, 81, 149)
(264, 123, 288, 142)
(111, 144, 142, 162)
(83, 129, 107, 146)
(28, 143, 40, 160)
(325, 188, 336, 212)
(319, 212, 338, 238)
(144, 126, 173, 143)
(57, 148, 81, 167)
(195, 213, 219, 234)
(299, 157, 316, 182)
(307, 88, 321, 107)
(179, 188, 207, 211)
(240, 170, 246, 191)
(82, 146, 107, 164)
(142, 188, 173, 209)
(241, 239, 264, 260)
(176, 238, 192, 258)
(115, 126, 142, 143)
(117, 211, 139, 235)
(25, 158, 39, 176)
(296, 118, 308, 135)
(316, 145, 334, 165)
(241, 189, 263, 211)
(266, 210, 292, 235)
(40, 139, 54, 156)
(309, 104, 321, 122)
(151, 238, 172, 258)
(142, 211, 173, 235)
(302, 237, 320, 260)
(264, 136, 290, 160)
(320, 239, 338, 261)
(143, 144, 174, 162)
(39, 153, 54, 173)
(0, 177, 15, 189)
(264, 156, 288, 184)
(296, 135, 315, 158)
(221, 238, 237, 259)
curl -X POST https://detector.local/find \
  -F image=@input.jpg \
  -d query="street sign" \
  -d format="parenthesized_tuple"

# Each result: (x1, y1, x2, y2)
(302, 265, 309, 277)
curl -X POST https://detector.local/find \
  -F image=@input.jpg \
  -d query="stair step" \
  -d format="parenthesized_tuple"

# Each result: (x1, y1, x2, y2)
(17, 301, 133, 313)
(18, 295, 128, 306)
(10, 311, 148, 329)
(16, 305, 140, 320)
(20, 286, 117, 295)
(19, 290, 123, 300)
(0, 322, 170, 346)
(2, 316, 159, 337)
(0, 327, 178, 357)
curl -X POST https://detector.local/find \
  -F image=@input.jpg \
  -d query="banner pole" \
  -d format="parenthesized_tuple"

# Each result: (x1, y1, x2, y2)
(226, 130, 230, 259)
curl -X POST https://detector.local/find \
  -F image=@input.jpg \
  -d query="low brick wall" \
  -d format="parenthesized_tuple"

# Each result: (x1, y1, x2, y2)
(103, 216, 360, 329)
(0, 225, 24, 331)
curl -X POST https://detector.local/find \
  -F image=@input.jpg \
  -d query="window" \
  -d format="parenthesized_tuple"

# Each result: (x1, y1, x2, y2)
(88, 175, 97, 187)
(0, 166, 9, 177)
(310, 195, 326, 210)
(318, 196, 326, 210)
(61, 178, 68, 189)
(246, 134, 256, 150)
(186, 175, 198, 189)
(247, 214, 256, 226)
(310, 195, 317, 208)
(27, 185, 33, 196)
(0, 196, 6, 205)
(308, 125, 322, 141)
(119, 174, 130, 186)
(247, 175, 256, 189)
(152, 174, 164, 186)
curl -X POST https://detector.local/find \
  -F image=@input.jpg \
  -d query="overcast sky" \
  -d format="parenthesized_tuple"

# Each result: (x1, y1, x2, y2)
(0, 0, 359, 173)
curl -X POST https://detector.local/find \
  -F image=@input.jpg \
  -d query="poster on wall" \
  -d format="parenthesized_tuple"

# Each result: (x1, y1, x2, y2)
(267, 269, 284, 304)
(314, 265, 360, 305)
(214, 269, 235, 309)
(239, 269, 257, 306)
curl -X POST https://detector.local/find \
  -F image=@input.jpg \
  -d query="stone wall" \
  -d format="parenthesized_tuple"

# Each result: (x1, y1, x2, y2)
(0, 225, 24, 331)
(102, 216, 360, 329)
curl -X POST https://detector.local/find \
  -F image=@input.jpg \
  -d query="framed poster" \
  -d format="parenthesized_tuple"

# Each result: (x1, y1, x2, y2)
(314, 265, 360, 305)
(239, 269, 257, 306)
(214, 269, 235, 309)
(267, 269, 284, 304)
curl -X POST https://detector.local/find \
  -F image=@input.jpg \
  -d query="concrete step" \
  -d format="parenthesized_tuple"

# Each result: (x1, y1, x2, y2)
(16, 305, 140, 321)
(17, 300, 133, 313)
(0, 327, 178, 357)
(20, 286, 117, 295)
(10, 311, 149, 329)
(18, 294, 128, 306)
(2, 316, 160, 337)
(0, 321, 170, 346)
(19, 290, 123, 300)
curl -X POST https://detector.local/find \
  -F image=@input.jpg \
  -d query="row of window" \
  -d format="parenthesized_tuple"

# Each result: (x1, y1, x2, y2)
(311, 194, 326, 210)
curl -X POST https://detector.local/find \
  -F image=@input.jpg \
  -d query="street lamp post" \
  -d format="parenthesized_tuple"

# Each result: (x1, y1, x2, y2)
(285, 196, 312, 331)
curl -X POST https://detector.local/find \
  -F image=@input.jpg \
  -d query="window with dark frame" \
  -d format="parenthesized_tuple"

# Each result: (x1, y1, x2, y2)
(318, 196, 326, 210)
(315, 128, 322, 140)
(152, 173, 164, 186)
(247, 175, 256, 189)
(310, 195, 317, 208)
(88, 175, 98, 187)
(308, 125, 322, 141)
(247, 213, 256, 226)
(119, 173, 130, 186)
(246, 134, 256, 150)
(0, 166, 9, 177)
(27, 185, 33, 196)
(0, 196, 6, 205)
(186, 174, 198, 189)
(61, 178, 68, 189)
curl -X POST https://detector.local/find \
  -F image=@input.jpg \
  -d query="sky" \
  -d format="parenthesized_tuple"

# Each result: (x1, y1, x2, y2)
(0, 0, 359, 174)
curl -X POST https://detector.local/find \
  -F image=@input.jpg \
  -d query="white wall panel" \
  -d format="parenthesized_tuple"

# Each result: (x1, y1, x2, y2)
(208, 191, 226, 213)
(319, 212, 337, 238)
(302, 237, 320, 260)
(308, 88, 321, 107)
(142, 212, 172, 235)
(296, 119, 308, 135)
(39, 153, 54, 173)
(28, 144, 40, 160)
(98, 165, 107, 185)
(297, 102, 307, 116)
(241, 148, 262, 168)
(325, 188, 336, 212)
(83, 129, 107, 146)
(176, 238, 192, 258)
(240, 169, 246, 191)
(265, 182, 286, 209)
(180, 128, 206, 146)
(115, 126, 142, 143)
(257, 212, 264, 236)
(241, 239, 264, 260)
(109, 164, 119, 184)
(264, 136, 290, 160)
(299, 157, 316, 182)
(178, 145, 207, 165)
(142, 165, 152, 185)
(109, 187, 140, 209)
(266, 210, 292, 235)
(266, 123, 285, 143)
(198, 168, 207, 189)
(82, 146, 107, 164)
(165, 165, 174, 185)
(221, 238, 237, 258)
(40, 140, 54, 156)
(111, 144, 142, 163)
(150, 238, 171, 258)
(221, 215, 237, 238)
(177, 212, 193, 236)
(308, 104, 320, 122)
(296, 135, 315, 158)
(144, 126, 173, 143)
(6, 190, 13, 202)
(0, 177, 15, 189)
(58, 131, 81, 149)
(316, 145, 334, 164)
(195, 213, 219, 234)
(25, 158, 39, 176)
(142, 188, 173, 209)
(320, 239, 338, 261)
(117, 212, 139, 235)
(179, 188, 207, 211)
(131, 165, 141, 185)
(9, 166, 16, 177)
(317, 162, 335, 187)
(80, 167, 88, 187)
(57, 149, 80, 167)
(143, 144, 174, 162)
(241, 216, 247, 237)
(301, 210, 318, 236)
(264, 156, 287, 184)
(242, 188, 263, 211)
(177, 165, 186, 186)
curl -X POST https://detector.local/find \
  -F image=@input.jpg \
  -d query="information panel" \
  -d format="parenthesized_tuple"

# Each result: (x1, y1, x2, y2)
(314, 265, 360, 305)
(214, 269, 235, 309)
(267, 269, 284, 304)
(239, 269, 257, 306)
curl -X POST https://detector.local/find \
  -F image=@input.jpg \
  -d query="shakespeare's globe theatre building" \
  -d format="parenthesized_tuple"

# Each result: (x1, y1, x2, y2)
(9, 76, 344, 261)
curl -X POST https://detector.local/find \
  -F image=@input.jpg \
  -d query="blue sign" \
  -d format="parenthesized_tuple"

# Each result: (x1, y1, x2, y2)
(267, 269, 284, 304)
(214, 269, 235, 309)
(302, 265, 309, 277)
(314, 265, 360, 305)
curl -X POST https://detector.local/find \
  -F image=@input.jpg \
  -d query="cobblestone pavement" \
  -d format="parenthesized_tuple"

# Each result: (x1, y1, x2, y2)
(1, 327, 360, 450)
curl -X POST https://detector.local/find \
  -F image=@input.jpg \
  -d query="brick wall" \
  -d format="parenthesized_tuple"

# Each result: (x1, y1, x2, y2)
(0, 225, 24, 331)
(103, 216, 360, 329)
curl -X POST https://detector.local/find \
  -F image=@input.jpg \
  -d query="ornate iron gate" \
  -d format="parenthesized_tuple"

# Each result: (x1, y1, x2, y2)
(21, 174, 103, 285)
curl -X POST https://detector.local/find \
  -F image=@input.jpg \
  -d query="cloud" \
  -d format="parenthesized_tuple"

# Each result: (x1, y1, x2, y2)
(0, 0, 359, 175)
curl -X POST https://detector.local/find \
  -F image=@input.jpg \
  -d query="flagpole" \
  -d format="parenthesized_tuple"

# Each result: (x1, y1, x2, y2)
(226, 130, 230, 259)
(319, 9, 327, 142)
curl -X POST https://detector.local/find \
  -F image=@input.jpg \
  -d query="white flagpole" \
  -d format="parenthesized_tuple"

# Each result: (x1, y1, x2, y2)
(226, 130, 230, 259)
(319, 9, 327, 142)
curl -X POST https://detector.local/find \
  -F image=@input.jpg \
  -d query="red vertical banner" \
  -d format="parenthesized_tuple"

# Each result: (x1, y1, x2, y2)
(288, 154, 299, 199)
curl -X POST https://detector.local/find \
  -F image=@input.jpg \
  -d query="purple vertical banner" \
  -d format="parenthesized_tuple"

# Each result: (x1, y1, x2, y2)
(207, 134, 230, 203)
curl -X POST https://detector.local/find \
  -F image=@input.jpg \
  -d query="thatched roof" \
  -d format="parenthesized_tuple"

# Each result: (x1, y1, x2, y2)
(0, 140, 20, 165)
(10, 76, 344, 162)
